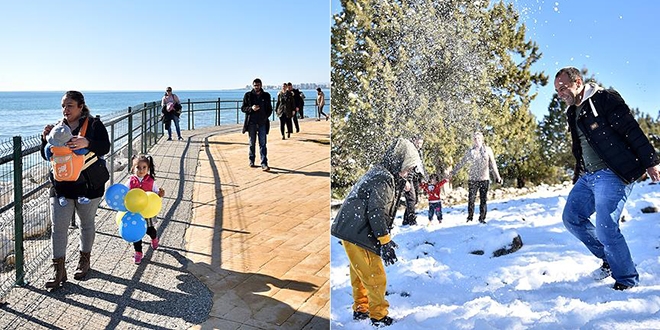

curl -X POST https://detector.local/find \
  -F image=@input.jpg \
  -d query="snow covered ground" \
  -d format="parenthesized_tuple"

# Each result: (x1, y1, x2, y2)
(331, 181, 660, 329)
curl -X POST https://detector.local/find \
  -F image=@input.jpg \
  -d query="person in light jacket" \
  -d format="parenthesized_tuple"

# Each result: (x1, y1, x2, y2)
(449, 131, 502, 223)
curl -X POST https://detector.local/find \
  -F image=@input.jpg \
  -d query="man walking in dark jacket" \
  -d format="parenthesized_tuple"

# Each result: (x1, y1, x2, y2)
(555, 67, 660, 290)
(287, 82, 302, 132)
(241, 78, 273, 171)
(331, 138, 421, 327)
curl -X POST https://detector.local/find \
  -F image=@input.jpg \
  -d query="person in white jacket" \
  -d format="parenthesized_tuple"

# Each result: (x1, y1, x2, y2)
(449, 131, 502, 223)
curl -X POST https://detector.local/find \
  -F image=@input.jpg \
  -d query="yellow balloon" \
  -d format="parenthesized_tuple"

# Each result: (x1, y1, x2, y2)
(124, 188, 148, 213)
(115, 211, 126, 226)
(140, 191, 162, 218)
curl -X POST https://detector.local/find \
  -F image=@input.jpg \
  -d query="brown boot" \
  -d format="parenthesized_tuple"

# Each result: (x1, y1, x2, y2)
(45, 257, 67, 289)
(73, 251, 91, 280)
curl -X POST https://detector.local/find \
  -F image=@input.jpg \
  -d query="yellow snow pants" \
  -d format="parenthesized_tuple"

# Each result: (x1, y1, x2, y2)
(342, 240, 389, 320)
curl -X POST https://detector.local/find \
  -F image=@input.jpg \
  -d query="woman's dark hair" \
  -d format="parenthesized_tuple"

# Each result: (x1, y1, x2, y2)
(130, 154, 157, 179)
(429, 173, 440, 182)
(64, 90, 91, 118)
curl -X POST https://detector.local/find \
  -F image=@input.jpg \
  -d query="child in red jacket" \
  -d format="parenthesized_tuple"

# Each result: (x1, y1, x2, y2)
(420, 173, 448, 224)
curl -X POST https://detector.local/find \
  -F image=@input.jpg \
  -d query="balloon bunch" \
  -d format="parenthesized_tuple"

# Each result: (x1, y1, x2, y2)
(105, 183, 163, 243)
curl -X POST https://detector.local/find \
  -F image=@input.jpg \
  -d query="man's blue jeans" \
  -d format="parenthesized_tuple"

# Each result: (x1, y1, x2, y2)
(247, 123, 268, 166)
(562, 168, 638, 287)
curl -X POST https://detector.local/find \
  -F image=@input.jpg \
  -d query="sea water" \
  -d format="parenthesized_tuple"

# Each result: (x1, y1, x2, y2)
(0, 89, 328, 142)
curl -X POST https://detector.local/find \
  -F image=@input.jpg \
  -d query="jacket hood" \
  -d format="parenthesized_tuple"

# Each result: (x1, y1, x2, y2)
(380, 138, 422, 176)
(578, 82, 604, 106)
(47, 123, 73, 146)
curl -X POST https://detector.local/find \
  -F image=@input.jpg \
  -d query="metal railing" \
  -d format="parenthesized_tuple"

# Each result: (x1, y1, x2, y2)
(0, 95, 330, 300)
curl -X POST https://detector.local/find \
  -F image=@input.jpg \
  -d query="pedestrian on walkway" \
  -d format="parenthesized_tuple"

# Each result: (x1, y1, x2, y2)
(124, 154, 165, 265)
(554, 66, 660, 290)
(287, 82, 301, 132)
(241, 78, 273, 171)
(315, 87, 329, 121)
(161, 87, 183, 141)
(40, 90, 111, 289)
(448, 131, 501, 223)
(331, 138, 422, 327)
(275, 83, 295, 140)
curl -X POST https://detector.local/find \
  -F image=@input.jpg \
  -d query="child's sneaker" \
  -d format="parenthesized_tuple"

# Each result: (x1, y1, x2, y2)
(77, 196, 90, 204)
(151, 237, 159, 250)
(134, 252, 143, 264)
(58, 196, 68, 207)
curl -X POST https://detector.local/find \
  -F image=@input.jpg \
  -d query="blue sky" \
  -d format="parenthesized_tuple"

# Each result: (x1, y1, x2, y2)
(1, 1, 330, 91)
(331, 0, 660, 119)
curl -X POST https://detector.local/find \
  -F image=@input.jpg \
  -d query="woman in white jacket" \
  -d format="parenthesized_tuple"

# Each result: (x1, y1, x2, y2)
(449, 131, 502, 223)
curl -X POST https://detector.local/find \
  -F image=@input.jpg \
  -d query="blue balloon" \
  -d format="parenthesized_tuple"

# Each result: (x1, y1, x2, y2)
(105, 183, 129, 211)
(118, 212, 147, 243)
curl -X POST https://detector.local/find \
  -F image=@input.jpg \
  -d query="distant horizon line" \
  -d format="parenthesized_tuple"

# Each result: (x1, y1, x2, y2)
(0, 87, 331, 93)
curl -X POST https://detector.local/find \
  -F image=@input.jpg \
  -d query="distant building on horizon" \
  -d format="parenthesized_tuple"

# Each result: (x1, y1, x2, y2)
(244, 82, 330, 90)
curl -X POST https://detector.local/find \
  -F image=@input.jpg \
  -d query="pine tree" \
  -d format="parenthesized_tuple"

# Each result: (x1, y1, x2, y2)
(331, 0, 548, 194)
(537, 94, 572, 182)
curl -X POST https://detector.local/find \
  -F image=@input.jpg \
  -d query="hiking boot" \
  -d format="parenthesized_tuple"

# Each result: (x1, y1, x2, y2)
(352, 311, 369, 321)
(134, 252, 143, 264)
(371, 316, 393, 327)
(249, 162, 255, 167)
(466, 217, 473, 222)
(613, 282, 632, 291)
(591, 261, 611, 280)
(73, 251, 91, 280)
(45, 257, 67, 289)
(261, 164, 270, 171)
(151, 237, 159, 250)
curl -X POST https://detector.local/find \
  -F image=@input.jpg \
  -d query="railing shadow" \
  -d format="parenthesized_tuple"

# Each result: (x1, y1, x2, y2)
(200, 131, 327, 328)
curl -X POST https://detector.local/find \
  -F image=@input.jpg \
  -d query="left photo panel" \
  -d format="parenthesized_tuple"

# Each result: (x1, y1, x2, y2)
(0, 1, 331, 329)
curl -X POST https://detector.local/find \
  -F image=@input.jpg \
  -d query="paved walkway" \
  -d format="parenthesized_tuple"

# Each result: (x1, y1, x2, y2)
(0, 119, 330, 329)
(186, 120, 330, 329)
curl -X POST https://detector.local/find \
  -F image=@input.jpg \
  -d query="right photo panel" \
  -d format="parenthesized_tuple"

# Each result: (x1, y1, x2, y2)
(330, 0, 660, 328)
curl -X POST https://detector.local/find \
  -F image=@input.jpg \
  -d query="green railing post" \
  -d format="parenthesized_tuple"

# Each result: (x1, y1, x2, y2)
(152, 102, 158, 145)
(217, 98, 221, 126)
(272, 97, 276, 121)
(188, 99, 193, 131)
(236, 101, 240, 124)
(142, 103, 148, 154)
(128, 106, 133, 162)
(12, 136, 25, 286)
(109, 120, 116, 185)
